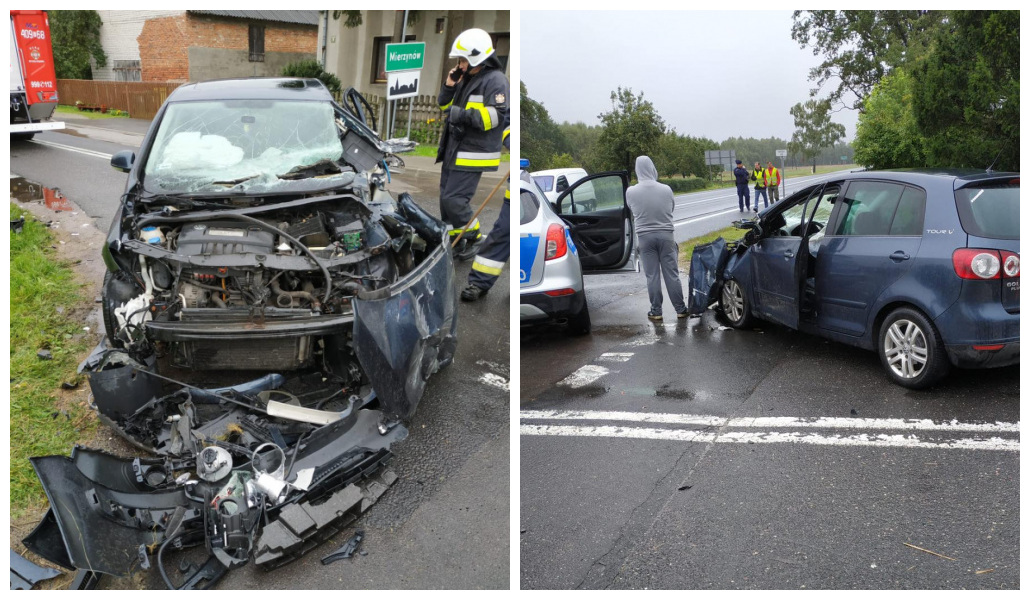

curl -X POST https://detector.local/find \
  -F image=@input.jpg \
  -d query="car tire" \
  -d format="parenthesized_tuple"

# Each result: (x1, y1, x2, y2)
(719, 279, 753, 328)
(567, 302, 591, 336)
(877, 307, 949, 389)
(101, 270, 125, 348)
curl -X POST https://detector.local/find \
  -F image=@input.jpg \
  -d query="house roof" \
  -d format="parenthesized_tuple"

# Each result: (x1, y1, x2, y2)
(188, 10, 320, 26)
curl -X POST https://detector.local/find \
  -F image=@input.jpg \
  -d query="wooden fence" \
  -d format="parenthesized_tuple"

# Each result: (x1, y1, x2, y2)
(335, 91, 445, 146)
(57, 80, 448, 142)
(56, 80, 183, 120)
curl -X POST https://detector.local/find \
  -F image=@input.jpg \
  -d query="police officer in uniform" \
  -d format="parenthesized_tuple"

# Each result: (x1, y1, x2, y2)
(461, 126, 511, 301)
(437, 28, 510, 260)
(733, 159, 751, 212)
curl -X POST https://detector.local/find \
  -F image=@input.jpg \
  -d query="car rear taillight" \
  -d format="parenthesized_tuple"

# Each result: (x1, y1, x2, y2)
(545, 224, 567, 261)
(953, 248, 1007, 280)
(543, 288, 576, 297)
(1001, 251, 1019, 278)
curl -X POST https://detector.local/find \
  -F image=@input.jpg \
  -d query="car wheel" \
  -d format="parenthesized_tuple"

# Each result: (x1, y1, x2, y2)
(719, 279, 752, 328)
(101, 270, 125, 348)
(877, 307, 949, 389)
(567, 301, 591, 336)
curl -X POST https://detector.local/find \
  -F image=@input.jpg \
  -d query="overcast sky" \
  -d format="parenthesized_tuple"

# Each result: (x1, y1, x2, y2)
(521, 10, 859, 144)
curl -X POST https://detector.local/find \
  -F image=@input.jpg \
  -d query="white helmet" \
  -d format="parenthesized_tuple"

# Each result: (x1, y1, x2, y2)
(449, 28, 494, 67)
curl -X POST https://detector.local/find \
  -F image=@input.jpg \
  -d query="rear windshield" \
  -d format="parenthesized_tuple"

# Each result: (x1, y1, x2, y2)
(954, 181, 1019, 240)
(533, 175, 554, 192)
(520, 188, 540, 225)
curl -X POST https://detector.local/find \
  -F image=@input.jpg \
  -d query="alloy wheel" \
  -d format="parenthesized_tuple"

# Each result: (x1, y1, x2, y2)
(883, 319, 929, 379)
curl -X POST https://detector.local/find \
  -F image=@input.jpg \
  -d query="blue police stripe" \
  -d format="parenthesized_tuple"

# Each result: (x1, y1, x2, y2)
(520, 234, 540, 284)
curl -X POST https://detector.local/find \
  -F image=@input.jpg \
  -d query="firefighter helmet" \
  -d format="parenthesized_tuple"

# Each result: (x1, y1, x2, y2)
(449, 28, 494, 67)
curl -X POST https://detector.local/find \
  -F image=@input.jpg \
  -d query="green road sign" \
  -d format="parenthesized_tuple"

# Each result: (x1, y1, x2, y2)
(385, 42, 426, 72)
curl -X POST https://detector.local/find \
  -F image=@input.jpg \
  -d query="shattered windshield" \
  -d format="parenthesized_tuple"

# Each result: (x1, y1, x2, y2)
(143, 99, 352, 195)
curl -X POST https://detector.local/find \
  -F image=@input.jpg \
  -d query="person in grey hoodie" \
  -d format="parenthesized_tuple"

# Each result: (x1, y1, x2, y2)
(626, 156, 689, 321)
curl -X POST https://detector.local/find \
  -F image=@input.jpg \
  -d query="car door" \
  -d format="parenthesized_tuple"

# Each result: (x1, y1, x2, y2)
(554, 171, 637, 273)
(815, 180, 925, 336)
(749, 184, 838, 329)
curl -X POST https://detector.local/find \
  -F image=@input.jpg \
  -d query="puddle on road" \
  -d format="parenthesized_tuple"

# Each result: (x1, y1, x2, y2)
(10, 176, 73, 211)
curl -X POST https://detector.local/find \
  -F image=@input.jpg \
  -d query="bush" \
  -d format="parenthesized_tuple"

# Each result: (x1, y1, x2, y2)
(281, 60, 342, 96)
(658, 178, 708, 193)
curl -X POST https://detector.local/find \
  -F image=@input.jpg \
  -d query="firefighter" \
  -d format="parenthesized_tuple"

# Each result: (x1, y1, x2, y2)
(437, 28, 510, 260)
(462, 127, 510, 301)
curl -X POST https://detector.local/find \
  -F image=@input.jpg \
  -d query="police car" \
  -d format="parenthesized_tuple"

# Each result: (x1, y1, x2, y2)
(519, 159, 638, 335)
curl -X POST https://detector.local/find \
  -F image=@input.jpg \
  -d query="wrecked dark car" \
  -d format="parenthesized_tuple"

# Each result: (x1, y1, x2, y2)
(689, 170, 1019, 390)
(23, 79, 458, 588)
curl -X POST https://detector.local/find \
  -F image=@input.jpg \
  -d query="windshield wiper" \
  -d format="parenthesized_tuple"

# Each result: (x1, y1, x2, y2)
(210, 174, 261, 187)
(277, 159, 348, 181)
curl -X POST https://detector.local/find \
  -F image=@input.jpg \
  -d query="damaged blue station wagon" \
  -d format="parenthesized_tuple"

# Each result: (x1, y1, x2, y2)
(690, 169, 1019, 389)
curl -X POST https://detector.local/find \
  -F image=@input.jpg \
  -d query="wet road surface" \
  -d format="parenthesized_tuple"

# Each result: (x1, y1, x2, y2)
(10, 127, 511, 589)
(520, 274, 1019, 589)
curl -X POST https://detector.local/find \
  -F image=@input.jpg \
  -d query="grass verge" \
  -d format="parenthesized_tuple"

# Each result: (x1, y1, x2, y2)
(409, 144, 510, 165)
(10, 204, 98, 518)
(55, 104, 129, 119)
(677, 224, 748, 268)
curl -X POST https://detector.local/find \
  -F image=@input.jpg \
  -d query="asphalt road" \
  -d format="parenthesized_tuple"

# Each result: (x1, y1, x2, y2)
(10, 124, 511, 589)
(671, 170, 861, 242)
(520, 263, 1019, 589)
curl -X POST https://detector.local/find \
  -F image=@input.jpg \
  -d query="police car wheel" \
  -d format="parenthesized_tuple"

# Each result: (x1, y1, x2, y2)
(719, 279, 752, 328)
(567, 302, 591, 336)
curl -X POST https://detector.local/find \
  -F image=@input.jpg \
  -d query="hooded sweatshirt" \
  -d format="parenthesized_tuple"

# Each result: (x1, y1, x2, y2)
(626, 156, 675, 235)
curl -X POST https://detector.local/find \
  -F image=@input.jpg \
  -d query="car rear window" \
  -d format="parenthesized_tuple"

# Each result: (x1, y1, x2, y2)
(533, 176, 554, 192)
(955, 181, 1019, 240)
(520, 189, 539, 225)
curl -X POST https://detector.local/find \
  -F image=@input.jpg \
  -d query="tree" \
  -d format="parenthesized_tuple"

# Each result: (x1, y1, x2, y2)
(556, 121, 602, 172)
(791, 10, 943, 111)
(853, 69, 924, 169)
(520, 81, 570, 170)
(911, 10, 1019, 171)
(594, 87, 666, 174)
(788, 99, 846, 173)
(282, 60, 342, 96)
(49, 10, 106, 80)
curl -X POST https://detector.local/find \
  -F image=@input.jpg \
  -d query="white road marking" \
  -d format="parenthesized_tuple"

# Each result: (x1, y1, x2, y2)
(475, 359, 509, 377)
(479, 373, 509, 391)
(31, 139, 112, 160)
(520, 409, 1020, 433)
(674, 207, 744, 227)
(598, 352, 634, 362)
(520, 424, 1019, 452)
(557, 365, 610, 388)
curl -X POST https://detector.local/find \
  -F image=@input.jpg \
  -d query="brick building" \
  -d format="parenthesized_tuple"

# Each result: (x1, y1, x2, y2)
(92, 10, 318, 82)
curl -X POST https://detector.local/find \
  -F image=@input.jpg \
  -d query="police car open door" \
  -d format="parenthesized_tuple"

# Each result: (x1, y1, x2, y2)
(554, 171, 638, 274)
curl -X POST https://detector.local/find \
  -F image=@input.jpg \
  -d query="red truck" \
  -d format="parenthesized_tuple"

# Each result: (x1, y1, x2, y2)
(10, 9, 64, 139)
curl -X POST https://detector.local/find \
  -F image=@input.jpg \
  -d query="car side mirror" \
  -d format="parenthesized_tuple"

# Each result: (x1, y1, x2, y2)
(556, 178, 569, 194)
(732, 218, 760, 230)
(111, 150, 135, 173)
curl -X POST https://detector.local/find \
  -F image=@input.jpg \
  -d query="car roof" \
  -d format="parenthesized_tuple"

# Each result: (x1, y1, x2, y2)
(166, 78, 334, 103)
(835, 168, 1019, 187)
(530, 168, 587, 177)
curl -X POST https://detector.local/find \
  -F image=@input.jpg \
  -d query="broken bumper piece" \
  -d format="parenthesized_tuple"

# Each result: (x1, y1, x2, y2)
(23, 401, 406, 587)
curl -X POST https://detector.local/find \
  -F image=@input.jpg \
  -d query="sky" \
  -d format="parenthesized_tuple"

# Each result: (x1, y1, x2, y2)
(521, 10, 860, 144)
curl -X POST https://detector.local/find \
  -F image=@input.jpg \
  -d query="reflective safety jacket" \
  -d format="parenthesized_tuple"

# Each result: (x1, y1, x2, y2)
(437, 67, 510, 172)
(752, 167, 767, 188)
(766, 166, 780, 186)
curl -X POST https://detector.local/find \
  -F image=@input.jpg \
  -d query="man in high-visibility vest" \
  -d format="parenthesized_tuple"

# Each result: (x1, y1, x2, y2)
(436, 28, 509, 261)
(751, 161, 768, 212)
(766, 161, 781, 204)
(461, 126, 510, 301)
